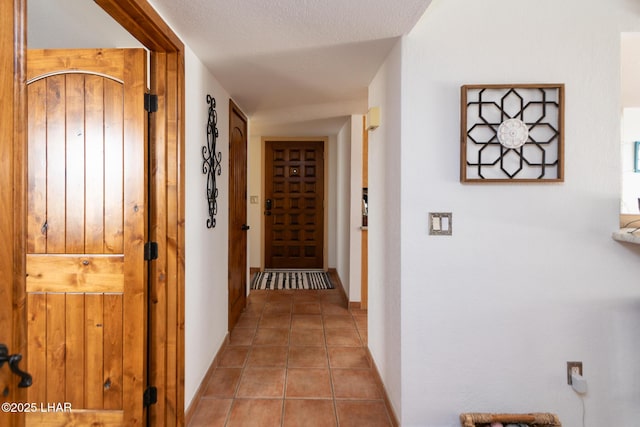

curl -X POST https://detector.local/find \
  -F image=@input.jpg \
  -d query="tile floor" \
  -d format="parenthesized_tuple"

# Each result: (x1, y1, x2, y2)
(188, 287, 393, 427)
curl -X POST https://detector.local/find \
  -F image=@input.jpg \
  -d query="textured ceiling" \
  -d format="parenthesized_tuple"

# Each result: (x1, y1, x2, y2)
(148, 0, 432, 134)
(28, 0, 433, 135)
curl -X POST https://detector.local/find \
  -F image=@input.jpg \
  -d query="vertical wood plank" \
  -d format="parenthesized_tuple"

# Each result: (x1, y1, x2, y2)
(13, 6, 28, 421)
(103, 293, 123, 410)
(65, 293, 85, 407)
(85, 293, 104, 409)
(177, 50, 187, 426)
(85, 75, 105, 253)
(46, 293, 66, 402)
(122, 48, 146, 427)
(27, 79, 47, 254)
(104, 79, 124, 254)
(65, 75, 86, 253)
(46, 76, 67, 253)
(167, 51, 182, 426)
(148, 51, 168, 427)
(27, 293, 47, 404)
(0, 3, 16, 424)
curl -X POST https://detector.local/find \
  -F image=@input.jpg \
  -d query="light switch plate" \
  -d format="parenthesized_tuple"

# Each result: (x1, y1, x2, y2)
(429, 212, 452, 235)
(250, 196, 259, 204)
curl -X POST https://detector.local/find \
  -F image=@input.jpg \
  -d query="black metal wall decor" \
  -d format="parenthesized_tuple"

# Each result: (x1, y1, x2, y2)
(203, 94, 222, 228)
(460, 84, 564, 183)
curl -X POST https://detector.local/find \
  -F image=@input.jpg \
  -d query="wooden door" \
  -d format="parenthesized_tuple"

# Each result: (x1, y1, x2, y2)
(264, 140, 324, 269)
(228, 100, 248, 331)
(25, 48, 147, 426)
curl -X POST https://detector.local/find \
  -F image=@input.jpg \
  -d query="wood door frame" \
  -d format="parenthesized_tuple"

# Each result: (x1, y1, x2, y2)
(1, 1, 186, 425)
(260, 136, 329, 270)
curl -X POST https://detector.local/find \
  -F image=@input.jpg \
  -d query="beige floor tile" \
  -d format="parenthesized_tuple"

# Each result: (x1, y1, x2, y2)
(247, 346, 288, 367)
(288, 346, 328, 368)
(228, 328, 256, 346)
(188, 398, 232, 427)
(335, 400, 392, 427)
(324, 328, 362, 347)
(285, 368, 332, 399)
(263, 301, 293, 314)
(293, 302, 322, 314)
(226, 399, 283, 427)
(236, 367, 286, 398)
(218, 346, 250, 368)
(283, 399, 337, 427)
(259, 313, 292, 329)
(331, 369, 381, 400)
(290, 329, 325, 346)
(291, 314, 324, 330)
(254, 328, 290, 346)
(323, 315, 356, 329)
(203, 368, 242, 398)
(327, 347, 370, 369)
(190, 290, 393, 427)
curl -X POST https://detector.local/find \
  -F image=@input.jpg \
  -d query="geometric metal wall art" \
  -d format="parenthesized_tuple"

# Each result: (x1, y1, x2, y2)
(460, 84, 564, 182)
(203, 94, 222, 228)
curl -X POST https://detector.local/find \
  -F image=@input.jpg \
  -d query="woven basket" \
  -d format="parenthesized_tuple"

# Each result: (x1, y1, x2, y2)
(460, 413, 561, 427)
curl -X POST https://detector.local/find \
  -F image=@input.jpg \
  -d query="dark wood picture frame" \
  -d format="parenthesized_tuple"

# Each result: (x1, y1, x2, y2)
(460, 84, 565, 183)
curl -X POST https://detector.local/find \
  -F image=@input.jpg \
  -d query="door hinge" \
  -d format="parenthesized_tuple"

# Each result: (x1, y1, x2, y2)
(144, 93, 158, 113)
(144, 242, 158, 261)
(143, 386, 158, 407)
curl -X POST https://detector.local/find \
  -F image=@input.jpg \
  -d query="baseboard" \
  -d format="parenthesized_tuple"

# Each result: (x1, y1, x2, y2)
(365, 347, 400, 427)
(349, 301, 361, 310)
(327, 268, 348, 303)
(184, 333, 230, 425)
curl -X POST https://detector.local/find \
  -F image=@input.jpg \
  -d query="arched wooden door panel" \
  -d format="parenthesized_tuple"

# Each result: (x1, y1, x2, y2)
(25, 48, 146, 426)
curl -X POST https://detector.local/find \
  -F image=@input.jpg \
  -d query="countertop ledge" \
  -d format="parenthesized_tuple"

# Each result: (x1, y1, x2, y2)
(612, 228, 640, 245)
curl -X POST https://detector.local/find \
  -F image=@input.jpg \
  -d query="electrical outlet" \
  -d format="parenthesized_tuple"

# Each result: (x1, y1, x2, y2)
(567, 361, 583, 385)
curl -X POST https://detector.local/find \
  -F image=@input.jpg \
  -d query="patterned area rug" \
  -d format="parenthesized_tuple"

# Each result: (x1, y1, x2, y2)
(250, 270, 334, 290)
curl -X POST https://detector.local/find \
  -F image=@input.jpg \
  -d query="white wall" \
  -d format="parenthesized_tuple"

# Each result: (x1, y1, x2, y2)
(184, 46, 232, 408)
(379, 0, 640, 425)
(336, 121, 352, 293)
(348, 116, 364, 302)
(327, 135, 339, 269)
(248, 135, 263, 268)
(368, 39, 404, 418)
(621, 34, 640, 214)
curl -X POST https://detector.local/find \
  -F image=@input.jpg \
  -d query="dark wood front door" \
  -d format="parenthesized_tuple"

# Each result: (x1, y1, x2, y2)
(228, 100, 248, 331)
(25, 48, 147, 426)
(265, 140, 324, 269)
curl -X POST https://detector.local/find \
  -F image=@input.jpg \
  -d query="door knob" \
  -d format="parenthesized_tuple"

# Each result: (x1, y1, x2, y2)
(0, 344, 32, 388)
(241, 224, 250, 231)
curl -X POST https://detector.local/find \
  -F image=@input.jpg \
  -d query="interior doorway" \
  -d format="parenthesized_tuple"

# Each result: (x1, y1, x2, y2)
(26, 47, 147, 425)
(228, 100, 249, 330)
(263, 138, 326, 269)
(0, 1, 186, 426)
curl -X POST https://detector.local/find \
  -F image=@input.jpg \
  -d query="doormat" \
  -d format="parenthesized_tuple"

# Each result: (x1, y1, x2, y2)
(250, 271, 334, 290)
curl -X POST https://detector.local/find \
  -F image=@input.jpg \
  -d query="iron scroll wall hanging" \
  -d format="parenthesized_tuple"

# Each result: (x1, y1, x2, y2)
(203, 94, 222, 228)
(460, 84, 565, 183)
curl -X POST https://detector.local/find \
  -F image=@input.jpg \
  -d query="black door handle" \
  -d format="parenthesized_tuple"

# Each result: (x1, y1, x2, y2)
(241, 224, 250, 231)
(0, 344, 32, 388)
